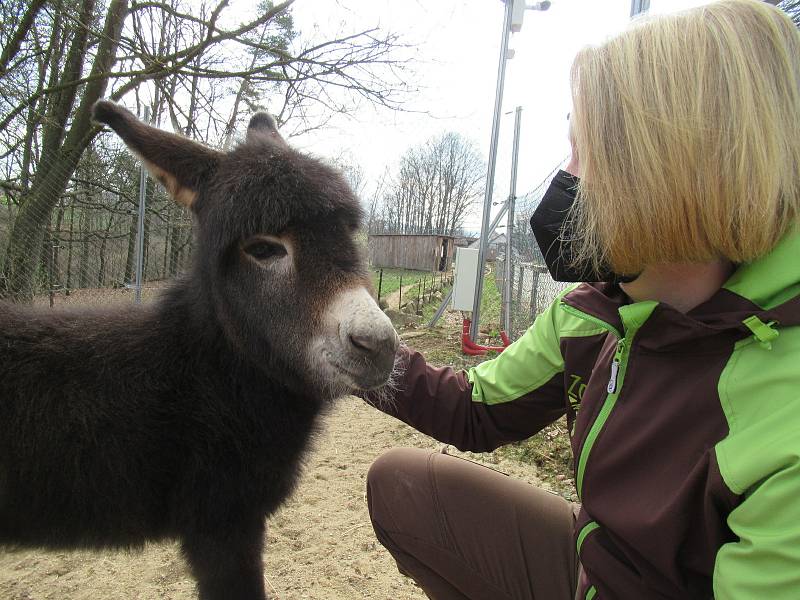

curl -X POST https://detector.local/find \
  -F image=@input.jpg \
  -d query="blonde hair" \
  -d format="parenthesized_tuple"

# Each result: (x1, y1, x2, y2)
(569, 0, 800, 275)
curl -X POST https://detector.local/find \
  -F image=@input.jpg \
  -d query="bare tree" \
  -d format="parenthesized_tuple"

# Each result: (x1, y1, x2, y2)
(378, 132, 485, 236)
(1, 0, 128, 300)
(0, 0, 48, 77)
(327, 151, 367, 199)
(0, 0, 412, 300)
(778, 0, 800, 26)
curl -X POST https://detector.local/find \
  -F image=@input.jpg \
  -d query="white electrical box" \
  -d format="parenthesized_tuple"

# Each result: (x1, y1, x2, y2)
(451, 247, 479, 312)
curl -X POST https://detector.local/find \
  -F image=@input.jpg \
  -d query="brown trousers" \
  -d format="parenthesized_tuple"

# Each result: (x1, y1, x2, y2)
(367, 448, 578, 600)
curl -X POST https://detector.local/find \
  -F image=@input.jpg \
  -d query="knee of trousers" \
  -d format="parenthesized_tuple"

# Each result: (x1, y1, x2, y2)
(366, 447, 432, 531)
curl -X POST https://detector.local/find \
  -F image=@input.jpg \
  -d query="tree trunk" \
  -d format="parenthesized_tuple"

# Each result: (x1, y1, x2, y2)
(65, 202, 75, 295)
(78, 208, 91, 289)
(0, 0, 49, 76)
(123, 212, 137, 285)
(142, 183, 153, 281)
(97, 214, 114, 287)
(168, 215, 183, 276)
(52, 201, 65, 288)
(0, 0, 128, 301)
(162, 215, 171, 279)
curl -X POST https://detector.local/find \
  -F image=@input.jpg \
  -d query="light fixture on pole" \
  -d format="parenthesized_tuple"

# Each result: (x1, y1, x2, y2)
(512, 2, 551, 31)
(469, 0, 551, 342)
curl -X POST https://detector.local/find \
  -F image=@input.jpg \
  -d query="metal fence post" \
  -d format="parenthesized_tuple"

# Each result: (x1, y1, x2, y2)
(427, 197, 512, 329)
(49, 239, 57, 308)
(530, 266, 542, 319)
(134, 107, 150, 304)
(470, 0, 514, 342)
(503, 106, 522, 334)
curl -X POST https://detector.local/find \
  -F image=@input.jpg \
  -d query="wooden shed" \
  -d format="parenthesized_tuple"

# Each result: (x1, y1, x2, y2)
(368, 234, 455, 272)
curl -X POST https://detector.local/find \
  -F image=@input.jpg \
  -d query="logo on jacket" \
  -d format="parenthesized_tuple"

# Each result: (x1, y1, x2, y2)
(567, 374, 586, 410)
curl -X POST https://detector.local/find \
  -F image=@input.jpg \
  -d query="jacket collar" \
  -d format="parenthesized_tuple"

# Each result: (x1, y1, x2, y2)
(722, 232, 800, 314)
(561, 232, 800, 349)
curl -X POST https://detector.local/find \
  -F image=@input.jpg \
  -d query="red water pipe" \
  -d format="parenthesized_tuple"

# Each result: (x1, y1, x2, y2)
(461, 318, 511, 355)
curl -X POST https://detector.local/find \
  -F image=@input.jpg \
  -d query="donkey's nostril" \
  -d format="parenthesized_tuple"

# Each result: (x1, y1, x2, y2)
(349, 334, 376, 354)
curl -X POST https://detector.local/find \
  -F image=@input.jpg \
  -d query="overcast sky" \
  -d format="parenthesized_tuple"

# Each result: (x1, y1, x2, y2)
(286, 0, 710, 231)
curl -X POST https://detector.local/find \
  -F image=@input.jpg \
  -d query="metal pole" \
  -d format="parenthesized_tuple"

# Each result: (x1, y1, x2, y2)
(134, 107, 150, 304)
(530, 267, 539, 318)
(49, 238, 56, 308)
(427, 196, 512, 328)
(502, 106, 522, 334)
(630, 0, 650, 17)
(470, 0, 514, 342)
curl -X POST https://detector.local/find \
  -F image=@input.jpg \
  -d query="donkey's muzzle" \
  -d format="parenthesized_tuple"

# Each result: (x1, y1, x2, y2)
(331, 287, 399, 391)
(341, 317, 398, 390)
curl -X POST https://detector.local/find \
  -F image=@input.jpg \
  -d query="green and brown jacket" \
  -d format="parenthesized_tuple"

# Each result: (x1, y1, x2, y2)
(374, 233, 800, 599)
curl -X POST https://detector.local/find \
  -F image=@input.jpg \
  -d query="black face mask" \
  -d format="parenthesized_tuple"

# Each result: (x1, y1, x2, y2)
(530, 170, 637, 283)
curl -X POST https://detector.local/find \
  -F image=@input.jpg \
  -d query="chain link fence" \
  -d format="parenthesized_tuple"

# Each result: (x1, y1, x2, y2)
(495, 164, 571, 340)
(0, 129, 194, 307)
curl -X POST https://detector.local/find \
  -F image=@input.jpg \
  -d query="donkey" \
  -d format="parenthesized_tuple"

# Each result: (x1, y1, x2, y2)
(0, 101, 398, 599)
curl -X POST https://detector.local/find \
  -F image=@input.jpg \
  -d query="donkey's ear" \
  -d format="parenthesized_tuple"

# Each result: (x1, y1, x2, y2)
(92, 100, 222, 209)
(246, 112, 287, 147)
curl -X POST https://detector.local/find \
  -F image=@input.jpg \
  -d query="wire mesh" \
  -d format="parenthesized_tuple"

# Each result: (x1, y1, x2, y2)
(495, 163, 571, 341)
(0, 129, 194, 306)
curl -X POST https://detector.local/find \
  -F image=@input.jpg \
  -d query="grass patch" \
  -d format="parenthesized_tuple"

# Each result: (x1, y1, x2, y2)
(371, 268, 430, 299)
(421, 285, 452, 322)
(478, 267, 503, 333)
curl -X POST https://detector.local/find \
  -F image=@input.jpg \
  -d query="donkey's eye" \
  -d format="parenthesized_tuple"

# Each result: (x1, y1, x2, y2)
(243, 240, 287, 262)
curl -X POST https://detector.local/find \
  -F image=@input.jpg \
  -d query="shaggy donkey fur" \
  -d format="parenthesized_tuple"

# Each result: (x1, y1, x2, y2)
(0, 101, 397, 600)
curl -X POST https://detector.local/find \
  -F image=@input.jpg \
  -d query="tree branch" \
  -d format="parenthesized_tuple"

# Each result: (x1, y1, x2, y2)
(0, 0, 48, 76)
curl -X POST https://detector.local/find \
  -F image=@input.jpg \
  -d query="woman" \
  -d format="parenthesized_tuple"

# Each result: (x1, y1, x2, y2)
(363, 1, 800, 599)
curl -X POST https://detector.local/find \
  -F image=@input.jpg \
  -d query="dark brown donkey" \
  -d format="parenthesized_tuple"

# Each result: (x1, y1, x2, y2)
(0, 101, 398, 599)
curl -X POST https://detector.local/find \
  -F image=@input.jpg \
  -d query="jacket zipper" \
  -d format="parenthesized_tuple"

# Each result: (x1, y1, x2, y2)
(558, 299, 656, 600)
(607, 339, 626, 394)
(559, 301, 630, 499)
(576, 334, 633, 499)
(576, 520, 600, 554)
(577, 520, 601, 600)
(561, 301, 624, 428)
